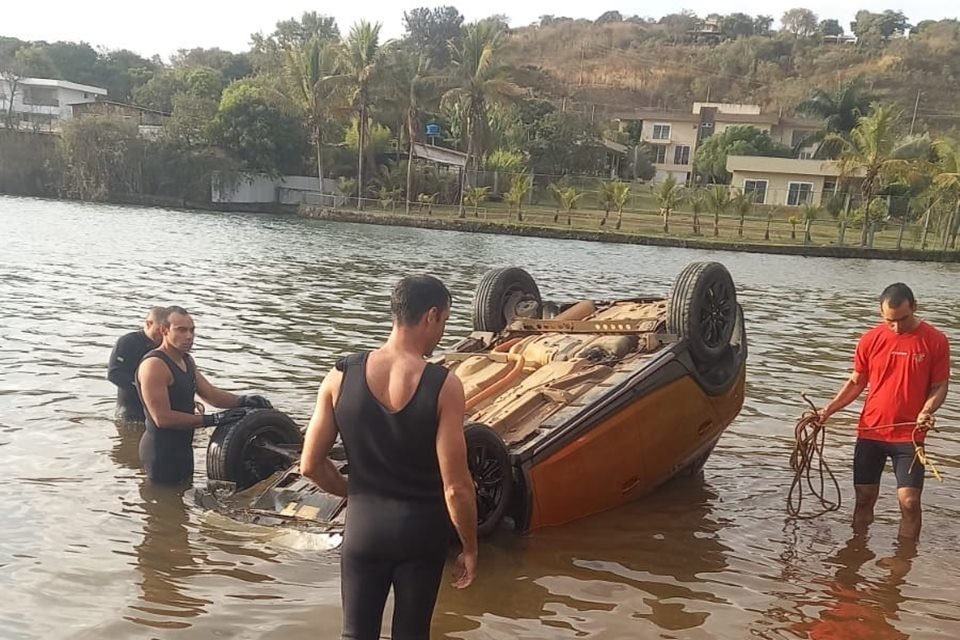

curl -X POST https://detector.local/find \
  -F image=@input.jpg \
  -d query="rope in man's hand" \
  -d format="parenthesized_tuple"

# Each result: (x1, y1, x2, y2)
(786, 394, 945, 519)
(787, 394, 842, 519)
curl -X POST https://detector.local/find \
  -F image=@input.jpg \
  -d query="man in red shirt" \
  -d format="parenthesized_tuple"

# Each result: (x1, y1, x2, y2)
(819, 283, 950, 540)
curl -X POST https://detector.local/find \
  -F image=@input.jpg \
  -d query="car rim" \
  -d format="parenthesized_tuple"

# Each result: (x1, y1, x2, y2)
(468, 441, 506, 528)
(699, 279, 734, 348)
(241, 427, 293, 486)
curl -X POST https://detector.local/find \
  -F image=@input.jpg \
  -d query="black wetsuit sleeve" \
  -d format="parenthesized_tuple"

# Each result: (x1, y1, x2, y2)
(107, 334, 138, 390)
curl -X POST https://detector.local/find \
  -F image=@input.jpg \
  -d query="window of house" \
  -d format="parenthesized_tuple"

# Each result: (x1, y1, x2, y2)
(787, 182, 814, 206)
(823, 179, 837, 194)
(798, 151, 813, 160)
(652, 124, 671, 140)
(791, 130, 809, 148)
(22, 86, 59, 107)
(674, 145, 690, 165)
(653, 145, 667, 164)
(743, 180, 768, 204)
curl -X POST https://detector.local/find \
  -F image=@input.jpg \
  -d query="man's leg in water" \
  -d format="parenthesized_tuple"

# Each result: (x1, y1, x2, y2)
(390, 551, 446, 640)
(341, 550, 392, 640)
(852, 439, 884, 531)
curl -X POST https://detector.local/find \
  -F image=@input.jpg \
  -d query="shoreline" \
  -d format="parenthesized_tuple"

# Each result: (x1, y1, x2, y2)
(299, 206, 960, 263)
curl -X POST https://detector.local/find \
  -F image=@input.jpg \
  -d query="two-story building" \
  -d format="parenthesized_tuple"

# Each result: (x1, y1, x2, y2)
(0, 77, 107, 130)
(614, 102, 822, 184)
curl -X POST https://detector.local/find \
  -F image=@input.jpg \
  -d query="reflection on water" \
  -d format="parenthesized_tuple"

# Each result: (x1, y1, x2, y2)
(1, 195, 960, 639)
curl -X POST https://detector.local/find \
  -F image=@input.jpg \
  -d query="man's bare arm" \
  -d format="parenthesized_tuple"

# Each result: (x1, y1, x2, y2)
(299, 370, 348, 497)
(819, 371, 868, 422)
(138, 358, 205, 430)
(196, 369, 242, 409)
(918, 380, 949, 426)
(436, 374, 478, 588)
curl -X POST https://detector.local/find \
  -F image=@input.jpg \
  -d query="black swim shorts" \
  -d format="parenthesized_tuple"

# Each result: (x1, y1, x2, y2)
(853, 439, 925, 489)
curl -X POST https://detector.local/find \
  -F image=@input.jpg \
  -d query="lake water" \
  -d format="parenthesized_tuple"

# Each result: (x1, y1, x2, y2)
(1, 195, 959, 639)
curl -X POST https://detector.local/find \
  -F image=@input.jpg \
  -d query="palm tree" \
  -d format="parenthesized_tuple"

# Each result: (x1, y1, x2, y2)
(688, 188, 705, 235)
(705, 186, 733, 237)
(732, 191, 752, 238)
(386, 50, 440, 213)
(802, 203, 820, 244)
(503, 173, 532, 221)
(341, 21, 387, 206)
(284, 37, 343, 194)
(445, 20, 523, 217)
(828, 104, 922, 246)
(653, 176, 685, 234)
(797, 81, 872, 157)
(928, 138, 960, 248)
(611, 182, 632, 230)
(551, 184, 583, 225)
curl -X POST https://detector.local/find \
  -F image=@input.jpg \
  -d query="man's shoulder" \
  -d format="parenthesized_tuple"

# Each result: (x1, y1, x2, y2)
(858, 324, 887, 345)
(918, 321, 949, 343)
(116, 330, 143, 346)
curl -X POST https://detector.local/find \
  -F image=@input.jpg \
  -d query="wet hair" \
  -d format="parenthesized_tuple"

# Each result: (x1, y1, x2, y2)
(390, 276, 452, 326)
(880, 283, 916, 308)
(161, 305, 190, 327)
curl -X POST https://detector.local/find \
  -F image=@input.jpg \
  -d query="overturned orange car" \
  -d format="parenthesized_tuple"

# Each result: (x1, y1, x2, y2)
(199, 261, 747, 537)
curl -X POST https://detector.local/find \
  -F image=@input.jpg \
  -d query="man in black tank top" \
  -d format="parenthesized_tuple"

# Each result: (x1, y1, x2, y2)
(107, 306, 164, 421)
(300, 275, 478, 640)
(136, 306, 273, 486)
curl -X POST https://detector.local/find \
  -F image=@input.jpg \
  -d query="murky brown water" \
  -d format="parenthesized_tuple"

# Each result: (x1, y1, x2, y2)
(2, 196, 959, 640)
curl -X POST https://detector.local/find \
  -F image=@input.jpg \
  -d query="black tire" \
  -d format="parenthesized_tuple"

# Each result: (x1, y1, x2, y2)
(472, 267, 542, 333)
(465, 423, 513, 538)
(206, 409, 303, 490)
(667, 262, 738, 365)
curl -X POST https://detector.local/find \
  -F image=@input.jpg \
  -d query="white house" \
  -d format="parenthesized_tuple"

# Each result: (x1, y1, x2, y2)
(0, 77, 107, 129)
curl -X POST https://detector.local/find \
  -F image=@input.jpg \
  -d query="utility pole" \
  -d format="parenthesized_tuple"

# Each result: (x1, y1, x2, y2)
(578, 43, 584, 87)
(910, 89, 921, 135)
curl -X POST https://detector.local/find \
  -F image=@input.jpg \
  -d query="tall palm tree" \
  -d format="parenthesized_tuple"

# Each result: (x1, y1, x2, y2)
(341, 20, 387, 205)
(444, 20, 522, 217)
(828, 104, 922, 245)
(797, 81, 873, 158)
(284, 36, 343, 193)
(385, 50, 441, 213)
(930, 138, 960, 248)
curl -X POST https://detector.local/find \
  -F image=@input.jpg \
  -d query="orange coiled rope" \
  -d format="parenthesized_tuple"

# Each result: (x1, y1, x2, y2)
(786, 394, 943, 519)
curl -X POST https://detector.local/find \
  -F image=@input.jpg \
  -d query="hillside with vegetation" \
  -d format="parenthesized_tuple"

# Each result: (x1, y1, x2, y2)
(502, 10, 960, 132)
(0, 7, 958, 251)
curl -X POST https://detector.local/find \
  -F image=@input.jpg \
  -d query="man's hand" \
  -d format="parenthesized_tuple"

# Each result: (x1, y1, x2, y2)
(201, 408, 247, 428)
(917, 411, 936, 430)
(238, 394, 273, 409)
(451, 549, 477, 589)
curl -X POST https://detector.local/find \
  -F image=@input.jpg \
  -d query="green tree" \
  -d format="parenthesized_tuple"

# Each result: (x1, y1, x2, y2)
(828, 104, 921, 245)
(688, 188, 705, 235)
(215, 80, 307, 175)
(164, 92, 219, 149)
(551, 184, 584, 224)
(705, 185, 734, 237)
(385, 49, 440, 212)
(653, 175, 685, 234)
(802, 203, 820, 244)
(402, 6, 464, 68)
(610, 181, 632, 230)
(341, 20, 388, 203)
(171, 48, 252, 83)
(528, 111, 605, 176)
(463, 186, 489, 214)
(251, 12, 340, 72)
(659, 12, 699, 44)
(850, 10, 910, 47)
(504, 173, 532, 220)
(732, 190, 753, 237)
(797, 82, 873, 156)
(445, 20, 522, 217)
(693, 126, 793, 183)
(284, 37, 344, 189)
(59, 115, 141, 200)
(819, 19, 845, 37)
(720, 13, 757, 40)
(781, 8, 819, 37)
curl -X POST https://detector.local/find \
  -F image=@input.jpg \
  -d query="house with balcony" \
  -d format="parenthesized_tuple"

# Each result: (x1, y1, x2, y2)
(0, 77, 107, 130)
(614, 102, 822, 184)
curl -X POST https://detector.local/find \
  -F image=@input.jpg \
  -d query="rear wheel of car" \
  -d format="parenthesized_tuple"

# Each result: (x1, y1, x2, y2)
(472, 267, 542, 333)
(668, 261, 738, 365)
(206, 409, 303, 491)
(465, 423, 513, 538)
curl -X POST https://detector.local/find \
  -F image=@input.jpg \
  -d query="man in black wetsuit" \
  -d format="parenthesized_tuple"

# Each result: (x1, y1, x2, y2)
(107, 307, 165, 421)
(300, 275, 478, 640)
(136, 306, 272, 486)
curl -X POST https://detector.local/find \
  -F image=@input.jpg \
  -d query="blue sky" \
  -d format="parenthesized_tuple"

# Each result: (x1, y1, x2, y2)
(2, 1, 956, 60)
